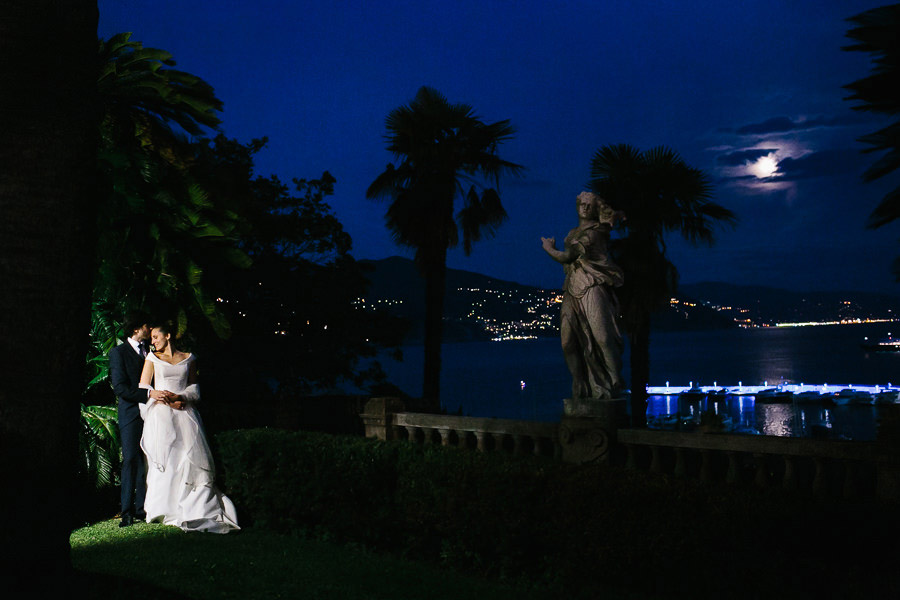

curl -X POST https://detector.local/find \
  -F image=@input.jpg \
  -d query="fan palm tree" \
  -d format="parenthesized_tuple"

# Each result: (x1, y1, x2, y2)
(367, 86, 523, 410)
(590, 144, 736, 424)
(844, 5, 900, 277)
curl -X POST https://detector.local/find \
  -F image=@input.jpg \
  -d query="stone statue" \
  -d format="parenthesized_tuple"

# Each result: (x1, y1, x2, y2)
(542, 191, 625, 400)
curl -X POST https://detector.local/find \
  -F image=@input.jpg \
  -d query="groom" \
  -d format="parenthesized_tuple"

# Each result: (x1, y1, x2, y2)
(109, 311, 167, 527)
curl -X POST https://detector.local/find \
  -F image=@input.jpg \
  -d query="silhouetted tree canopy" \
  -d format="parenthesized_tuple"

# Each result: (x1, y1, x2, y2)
(367, 86, 523, 409)
(590, 144, 736, 423)
(844, 4, 900, 280)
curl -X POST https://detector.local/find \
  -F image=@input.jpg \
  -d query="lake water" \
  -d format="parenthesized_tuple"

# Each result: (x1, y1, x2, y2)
(379, 321, 900, 440)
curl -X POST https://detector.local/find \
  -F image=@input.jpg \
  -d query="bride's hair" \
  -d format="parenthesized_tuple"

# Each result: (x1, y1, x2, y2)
(151, 319, 176, 338)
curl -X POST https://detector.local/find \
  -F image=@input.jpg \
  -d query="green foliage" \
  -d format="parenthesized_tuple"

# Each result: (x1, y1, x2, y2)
(79, 404, 121, 489)
(216, 429, 900, 598)
(98, 32, 222, 146)
(195, 137, 406, 397)
(92, 32, 243, 362)
(844, 5, 900, 280)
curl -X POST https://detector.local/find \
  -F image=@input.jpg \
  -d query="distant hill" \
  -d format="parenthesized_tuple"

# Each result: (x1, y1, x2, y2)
(680, 282, 900, 325)
(356, 258, 900, 342)
(359, 257, 552, 342)
(359, 256, 545, 311)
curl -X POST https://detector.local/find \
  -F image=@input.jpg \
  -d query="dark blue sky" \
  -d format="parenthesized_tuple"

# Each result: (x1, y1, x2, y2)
(100, 1, 898, 295)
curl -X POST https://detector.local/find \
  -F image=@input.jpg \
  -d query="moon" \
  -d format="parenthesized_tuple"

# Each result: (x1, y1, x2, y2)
(748, 154, 779, 178)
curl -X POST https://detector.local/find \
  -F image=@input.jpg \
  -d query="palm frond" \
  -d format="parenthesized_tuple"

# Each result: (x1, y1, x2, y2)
(79, 404, 121, 488)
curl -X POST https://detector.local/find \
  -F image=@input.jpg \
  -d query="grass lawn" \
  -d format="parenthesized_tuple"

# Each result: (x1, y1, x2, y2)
(70, 519, 556, 599)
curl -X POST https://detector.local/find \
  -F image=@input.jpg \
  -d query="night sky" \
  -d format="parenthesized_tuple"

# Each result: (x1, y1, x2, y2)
(99, 1, 899, 295)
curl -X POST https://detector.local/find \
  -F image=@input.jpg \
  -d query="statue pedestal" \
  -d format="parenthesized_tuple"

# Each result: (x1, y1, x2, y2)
(559, 397, 626, 464)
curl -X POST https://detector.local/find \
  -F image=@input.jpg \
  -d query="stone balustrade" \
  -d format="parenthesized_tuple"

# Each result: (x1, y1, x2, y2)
(618, 428, 887, 499)
(394, 411, 561, 458)
(361, 397, 900, 501)
(362, 398, 559, 457)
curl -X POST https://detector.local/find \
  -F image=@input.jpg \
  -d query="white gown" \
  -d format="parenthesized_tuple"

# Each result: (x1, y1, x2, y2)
(139, 353, 239, 533)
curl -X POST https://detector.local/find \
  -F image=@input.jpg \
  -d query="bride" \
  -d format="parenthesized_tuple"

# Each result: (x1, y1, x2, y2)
(138, 322, 239, 533)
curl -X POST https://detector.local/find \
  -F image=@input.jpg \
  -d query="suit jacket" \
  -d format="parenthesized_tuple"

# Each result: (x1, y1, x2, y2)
(109, 341, 148, 427)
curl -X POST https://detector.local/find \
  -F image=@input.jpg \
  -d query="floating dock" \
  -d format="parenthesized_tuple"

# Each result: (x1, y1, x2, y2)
(646, 382, 898, 395)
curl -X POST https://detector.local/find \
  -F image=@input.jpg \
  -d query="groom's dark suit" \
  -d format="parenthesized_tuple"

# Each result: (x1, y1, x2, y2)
(109, 340, 148, 520)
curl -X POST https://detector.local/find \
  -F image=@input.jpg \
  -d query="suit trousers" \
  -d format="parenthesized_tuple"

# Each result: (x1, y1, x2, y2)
(119, 414, 146, 517)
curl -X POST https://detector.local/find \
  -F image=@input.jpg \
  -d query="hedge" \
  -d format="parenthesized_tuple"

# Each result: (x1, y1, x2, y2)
(216, 428, 900, 598)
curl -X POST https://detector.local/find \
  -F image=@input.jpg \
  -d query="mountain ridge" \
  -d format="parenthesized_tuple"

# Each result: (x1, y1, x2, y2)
(358, 257, 900, 342)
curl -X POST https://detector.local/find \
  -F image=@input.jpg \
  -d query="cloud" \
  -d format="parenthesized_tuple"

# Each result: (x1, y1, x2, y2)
(734, 114, 865, 136)
(774, 149, 862, 181)
(717, 148, 778, 166)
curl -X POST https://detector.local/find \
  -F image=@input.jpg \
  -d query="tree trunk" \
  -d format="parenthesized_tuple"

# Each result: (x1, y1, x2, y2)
(421, 250, 447, 413)
(628, 315, 651, 427)
(0, 0, 99, 588)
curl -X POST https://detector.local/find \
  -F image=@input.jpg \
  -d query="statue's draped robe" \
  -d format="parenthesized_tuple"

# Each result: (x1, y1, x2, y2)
(560, 222, 624, 399)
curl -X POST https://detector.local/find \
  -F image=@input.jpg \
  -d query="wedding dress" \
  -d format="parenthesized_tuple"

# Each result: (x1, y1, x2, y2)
(139, 353, 239, 533)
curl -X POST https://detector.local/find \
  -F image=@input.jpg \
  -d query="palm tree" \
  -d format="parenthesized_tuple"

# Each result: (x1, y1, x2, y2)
(0, 0, 99, 586)
(590, 144, 736, 424)
(844, 5, 900, 276)
(367, 86, 523, 410)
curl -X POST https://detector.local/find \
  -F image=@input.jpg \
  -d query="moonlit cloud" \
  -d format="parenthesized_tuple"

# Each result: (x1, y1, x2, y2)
(748, 155, 779, 178)
(715, 129, 821, 196)
(717, 148, 779, 167)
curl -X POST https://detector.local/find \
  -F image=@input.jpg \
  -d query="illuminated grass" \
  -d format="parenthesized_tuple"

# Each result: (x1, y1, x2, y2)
(71, 519, 551, 599)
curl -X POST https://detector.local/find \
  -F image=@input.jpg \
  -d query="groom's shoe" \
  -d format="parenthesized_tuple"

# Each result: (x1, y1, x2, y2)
(119, 514, 134, 528)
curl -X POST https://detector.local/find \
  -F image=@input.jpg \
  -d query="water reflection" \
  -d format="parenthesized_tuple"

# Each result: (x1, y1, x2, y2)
(645, 394, 879, 440)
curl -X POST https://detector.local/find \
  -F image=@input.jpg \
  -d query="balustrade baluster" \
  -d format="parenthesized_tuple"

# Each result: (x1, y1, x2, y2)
(475, 432, 489, 452)
(437, 428, 451, 446)
(783, 456, 797, 491)
(843, 459, 857, 500)
(753, 453, 768, 488)
(813, 457, 826, 498)
(624, 444, 637, 470)
(674, 447, 687, 479)
(699, 450, 712, 482)
(649, 446, 662, 474)
(726, 451, 740, 484)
